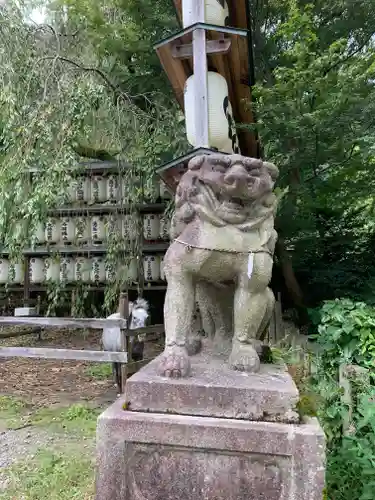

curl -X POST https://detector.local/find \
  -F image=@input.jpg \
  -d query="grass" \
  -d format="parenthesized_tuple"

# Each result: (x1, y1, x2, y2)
(0, 398, 100, 498)
(0, 396, 101, 436)
(0, 449, 94, 500)
(85, 362, 112, 380)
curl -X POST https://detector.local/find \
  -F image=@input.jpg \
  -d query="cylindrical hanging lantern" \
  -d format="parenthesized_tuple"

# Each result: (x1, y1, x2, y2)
(90, 175, 107, 204)
(182, 0, 229, 28)
(74, 257, 91, 282)
(106, 175, 119, 204)
(121, 174, 141, 203)
(105, 214, 121, 241)
(60, 257, 74, 282)
(143, 177, 161, 202)
(91, 257, 106, 283)
(29, 258, 45, 284)
(75, 217, 90, 243)
(127, 258, 138, 282)
(143, 214, 160, 241)
(0, 259, 9, 284)
(45, 218, 60, 244)
(8, 261, 24, 284)
(75, 176, 90, 203)
(60, 217, 76, 244)
(143, 255, 161, 282)
(67, 178, 77, 203)
(45, 257, 60, 282)
(90, 216, 106, 245)
(185, 71, 235, 151)
(159, 216, 171, 241)
(122, 214, 139, 241)
(33, 222, 46, 245)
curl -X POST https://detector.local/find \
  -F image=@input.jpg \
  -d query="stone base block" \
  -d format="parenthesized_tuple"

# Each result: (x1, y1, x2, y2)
(125, 350, 299, 422)
(96, 398, 325, 500)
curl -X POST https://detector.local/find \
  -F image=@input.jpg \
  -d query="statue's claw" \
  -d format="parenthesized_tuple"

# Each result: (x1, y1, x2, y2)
(158, 345, 191, 378)
(229, 341, 260, 373)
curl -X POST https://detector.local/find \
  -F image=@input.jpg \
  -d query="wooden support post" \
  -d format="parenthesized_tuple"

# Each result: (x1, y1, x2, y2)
(23, 256, 30, 307)
(118, 291, 129, 393)
(192, 0, 209, 148)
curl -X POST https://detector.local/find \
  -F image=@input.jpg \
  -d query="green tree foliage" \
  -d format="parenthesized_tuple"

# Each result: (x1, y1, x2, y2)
(0, 0, 187, 256)
(249, 0, 375, 309)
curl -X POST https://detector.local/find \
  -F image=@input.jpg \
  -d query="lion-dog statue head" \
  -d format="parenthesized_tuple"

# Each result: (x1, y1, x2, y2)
(170, 154, 279, 239)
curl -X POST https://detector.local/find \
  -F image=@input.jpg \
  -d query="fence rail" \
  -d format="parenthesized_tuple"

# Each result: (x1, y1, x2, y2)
(0, 293, 165, 392)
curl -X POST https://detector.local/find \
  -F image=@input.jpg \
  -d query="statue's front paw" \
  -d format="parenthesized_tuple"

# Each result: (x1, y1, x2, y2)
(158, 345, 191, 378)
(229, 341, 260, 373)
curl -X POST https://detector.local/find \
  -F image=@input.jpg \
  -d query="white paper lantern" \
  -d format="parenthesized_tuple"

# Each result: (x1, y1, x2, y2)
(60, 217, 75, 244)
(45, 218, 60, 244)
(143, 214, 160, 241)
(8, 261, 24, 284)
(121, 174, 141, 202)
(185, 71, 236, 151)
(106, 175, 119, 203)
(0, 259, 9, 284)
(75, 176, 90, 203)
(29, 258, 45, 284)
(90, 216, 106, 244)
(122, 214, 139, 241)
(143, 255, 160, 282)
(33, 222, 46, 245)
(127, 258, 138, 282)
(159, 180, 172, 200)
(159, 216, 171, 240)
(144, 177, 161, 202)
(182, 0, 229, 27)
(160, 257, 166, 281)
(90, 175, 107, 204)
(75, 217, 90, 243)
(74, 257, 91, 282)
(105, 214, 121, 240)
(44, 257, 60, 282)
(105, 262, 116, 283)
(67, 178, 77, 203)
(91, 257, 106, 283)
(60, 257, 74, 282)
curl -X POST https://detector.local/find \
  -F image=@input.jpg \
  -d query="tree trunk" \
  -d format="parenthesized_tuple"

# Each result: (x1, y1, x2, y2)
(276, 237, 308, 324)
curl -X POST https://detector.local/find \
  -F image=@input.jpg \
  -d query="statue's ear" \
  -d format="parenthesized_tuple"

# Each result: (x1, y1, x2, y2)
(188, 155, 205, 171)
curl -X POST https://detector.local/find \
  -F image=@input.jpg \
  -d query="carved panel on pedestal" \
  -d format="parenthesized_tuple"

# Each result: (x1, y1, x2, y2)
(125, 443, 288, 500)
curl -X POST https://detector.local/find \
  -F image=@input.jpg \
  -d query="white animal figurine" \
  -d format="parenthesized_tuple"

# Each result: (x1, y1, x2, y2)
(102, 298, 150, 393)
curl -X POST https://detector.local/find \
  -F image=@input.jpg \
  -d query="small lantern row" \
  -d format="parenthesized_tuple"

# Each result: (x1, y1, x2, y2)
(40, 176, 172, 205)
(32, 214, 170, 245)
(0, 256, 166, 284)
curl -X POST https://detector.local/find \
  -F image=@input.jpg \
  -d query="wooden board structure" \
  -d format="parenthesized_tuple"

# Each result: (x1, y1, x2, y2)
(155, 0, 258, 159)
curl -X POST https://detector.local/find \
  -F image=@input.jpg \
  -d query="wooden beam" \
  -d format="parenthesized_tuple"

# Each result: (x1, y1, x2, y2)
(0, 316, 129, 330)
(0, 347, 128, 363)
(172, 38, 231, 59)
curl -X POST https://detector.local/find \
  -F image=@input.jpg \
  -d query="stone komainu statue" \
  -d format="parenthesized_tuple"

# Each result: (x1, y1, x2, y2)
(159, 153, 279, 378)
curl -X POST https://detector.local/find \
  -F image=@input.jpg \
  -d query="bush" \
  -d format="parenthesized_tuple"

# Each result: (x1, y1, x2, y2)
(309, 299, 375, 500)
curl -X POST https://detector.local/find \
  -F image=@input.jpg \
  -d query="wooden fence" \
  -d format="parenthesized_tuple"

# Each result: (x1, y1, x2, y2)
(0, 293, 164, 392)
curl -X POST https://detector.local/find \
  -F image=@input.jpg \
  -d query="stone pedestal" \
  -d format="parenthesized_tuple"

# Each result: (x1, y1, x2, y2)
(96, 351, 325, 500)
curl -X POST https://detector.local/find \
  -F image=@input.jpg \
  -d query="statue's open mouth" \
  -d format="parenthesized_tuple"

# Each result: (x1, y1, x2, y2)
(217, 194, 245, 210)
